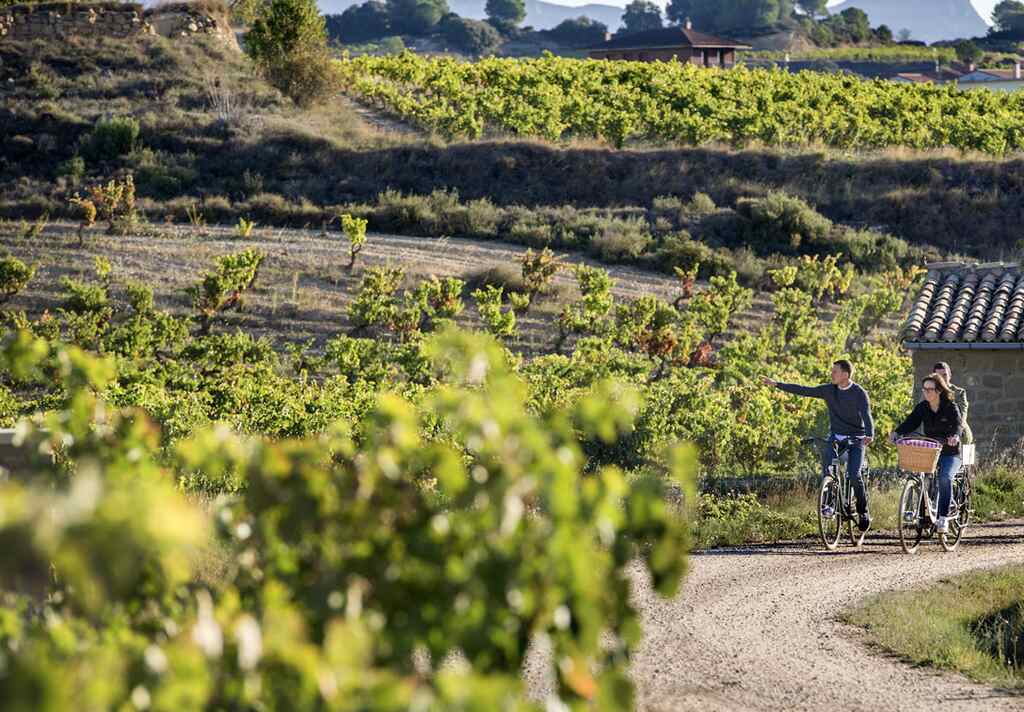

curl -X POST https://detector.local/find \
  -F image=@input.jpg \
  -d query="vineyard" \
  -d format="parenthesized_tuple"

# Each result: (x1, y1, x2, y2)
(0, 213, 934, 707)
(336, 53, 1024, 154)
(5, 21, 1024, 709)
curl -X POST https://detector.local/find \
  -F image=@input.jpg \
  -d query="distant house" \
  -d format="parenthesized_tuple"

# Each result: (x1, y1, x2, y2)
(893, 63, 1024, 93)
(957, 65, 1024, 92)
(587, 21, 750, 66)
(900, 262, 1024, 455)
(893, 67, 964, 84)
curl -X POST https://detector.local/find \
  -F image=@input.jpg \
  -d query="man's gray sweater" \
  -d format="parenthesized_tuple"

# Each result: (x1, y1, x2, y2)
(776, 382, 874, 438)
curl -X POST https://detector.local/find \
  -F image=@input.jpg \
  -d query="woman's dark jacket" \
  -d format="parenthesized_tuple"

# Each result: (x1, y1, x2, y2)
(895, 398, 963, 457)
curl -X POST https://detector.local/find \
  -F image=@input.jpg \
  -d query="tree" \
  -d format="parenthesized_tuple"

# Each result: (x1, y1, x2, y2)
(897, 27, 912, 42)
(247, 0, 326, 57)
(387, 0, 449, 34)
(246, 0, 336, 106)
(439, 15, 503, 55)
(796, 0, 826, 18)
(325, 1, 390, 43)
(620, 0, 663, 33)
(954, 39, 983, 65)
(665, 0, 694, 26)
(545, 16, 608, 46)
(836, 7, 870, 42)
(485, 0, 525, 27)
(875, 23, 892, 43)
(667, 0, 793, 32)
(992, 0, 1024, 33)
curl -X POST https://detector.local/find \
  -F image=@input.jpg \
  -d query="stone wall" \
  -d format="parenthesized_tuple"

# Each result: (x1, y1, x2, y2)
(0, 1, 237, 48)
(912, 348, 1024, 458)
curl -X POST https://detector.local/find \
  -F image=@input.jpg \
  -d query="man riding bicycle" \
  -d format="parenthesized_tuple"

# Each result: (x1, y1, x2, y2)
(762, 360, 875, 532)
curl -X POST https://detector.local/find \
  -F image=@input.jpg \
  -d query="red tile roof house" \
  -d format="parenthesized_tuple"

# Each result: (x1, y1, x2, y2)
(901, 262, 1024, 457)
(587, 21, 751, 66)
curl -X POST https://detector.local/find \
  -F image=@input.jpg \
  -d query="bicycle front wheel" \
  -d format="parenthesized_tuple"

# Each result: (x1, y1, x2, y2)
(819, 475, 842, 550)
(898, 477, 924, 554)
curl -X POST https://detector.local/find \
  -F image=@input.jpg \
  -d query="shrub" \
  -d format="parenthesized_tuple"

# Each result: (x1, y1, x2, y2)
(325, 0, 390, 42)
(439, 15, 503, 56)
(544, 16, 608, 47)
(186, 249, 265, 335)
(558, 264, 614, 345)
(56, 156, 86, 184)
(235, 217, 256, 238)
(589, 218, 653, 262)
(656, 231, 735, 278)
(472, 284, 517, 338)
(735, 192, 833, 253)
(340, 213, 368, 270)
(85, 175, 137, 235)
(80, 116, 140, 162)
(386, 0, 448, 35)
(0, 255, 35, 305)
(519, 247, 561, 308)
(348, 266, 404, 331)
(68, 194, 97, 245)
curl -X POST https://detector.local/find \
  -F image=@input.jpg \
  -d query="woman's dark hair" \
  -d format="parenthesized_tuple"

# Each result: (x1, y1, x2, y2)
(923, 372, 954, 402)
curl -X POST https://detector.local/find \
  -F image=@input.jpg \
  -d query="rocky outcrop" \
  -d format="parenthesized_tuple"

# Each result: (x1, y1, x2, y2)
(0, 1, 237, 49)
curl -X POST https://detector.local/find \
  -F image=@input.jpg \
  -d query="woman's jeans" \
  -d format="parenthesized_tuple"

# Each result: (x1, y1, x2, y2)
(935, 454, 962, 519)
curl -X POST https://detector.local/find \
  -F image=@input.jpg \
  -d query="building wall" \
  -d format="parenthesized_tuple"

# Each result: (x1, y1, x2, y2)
(911, 348, 1024, 458)
(589, 48, 736, 67)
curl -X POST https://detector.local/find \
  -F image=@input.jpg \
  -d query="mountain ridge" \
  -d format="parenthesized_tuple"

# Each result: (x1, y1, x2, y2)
(830, 0, 989, 43)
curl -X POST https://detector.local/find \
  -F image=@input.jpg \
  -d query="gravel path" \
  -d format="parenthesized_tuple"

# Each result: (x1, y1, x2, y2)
(529, 520, 1024, 711)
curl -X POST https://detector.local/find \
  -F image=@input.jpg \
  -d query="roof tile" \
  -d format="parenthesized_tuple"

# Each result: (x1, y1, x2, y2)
(902, 264, 1024, 344)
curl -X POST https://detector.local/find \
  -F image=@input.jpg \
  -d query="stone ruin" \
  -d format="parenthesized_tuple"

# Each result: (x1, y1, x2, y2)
(0, 1, 238, 48)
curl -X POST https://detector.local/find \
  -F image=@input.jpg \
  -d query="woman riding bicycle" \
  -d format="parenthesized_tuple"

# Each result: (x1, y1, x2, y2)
(889, 372, 963, 534)
(931, 361, 973, 445)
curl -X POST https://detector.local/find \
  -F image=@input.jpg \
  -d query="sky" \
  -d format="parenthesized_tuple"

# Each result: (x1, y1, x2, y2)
(549, 0, 997, 25)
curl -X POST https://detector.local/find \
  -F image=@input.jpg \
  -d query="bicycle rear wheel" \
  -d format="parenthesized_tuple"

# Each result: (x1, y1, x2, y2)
(898, 477, 924, 554)
(844, 474, 863, 546)
(958, 469, 974, 528)
(819, 475, 842, 550)
(942, 476, 969, 552)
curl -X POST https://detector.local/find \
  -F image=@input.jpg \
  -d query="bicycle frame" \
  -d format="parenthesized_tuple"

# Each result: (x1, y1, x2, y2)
(805, 435, 869, 549)
(896, 436, 971, 553)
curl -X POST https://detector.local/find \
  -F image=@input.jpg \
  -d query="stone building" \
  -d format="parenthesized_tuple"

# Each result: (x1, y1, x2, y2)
(900, 262, 1024, 456)
(587, 21, 750, 66)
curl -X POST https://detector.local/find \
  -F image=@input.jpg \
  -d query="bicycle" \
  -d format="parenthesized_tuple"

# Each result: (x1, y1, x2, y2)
(803, 436, 869, 550)
(896, 437, 974, 554)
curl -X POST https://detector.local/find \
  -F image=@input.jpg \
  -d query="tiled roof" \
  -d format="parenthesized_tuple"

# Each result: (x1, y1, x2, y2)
(590, 27, 751, 51)
(901, 263, 1024, 344)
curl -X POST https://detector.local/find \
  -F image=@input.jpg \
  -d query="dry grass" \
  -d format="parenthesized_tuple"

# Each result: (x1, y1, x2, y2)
(844, 565, 1024, 688)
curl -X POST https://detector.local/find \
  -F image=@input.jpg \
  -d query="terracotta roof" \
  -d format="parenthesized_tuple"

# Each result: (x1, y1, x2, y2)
(901, 263, 1024, 345)
(894, 68, 964, 83)
(590, 27, 751, 52)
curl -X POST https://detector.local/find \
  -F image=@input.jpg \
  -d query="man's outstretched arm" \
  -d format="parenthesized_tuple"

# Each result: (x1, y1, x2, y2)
(761, 376, 827, 398)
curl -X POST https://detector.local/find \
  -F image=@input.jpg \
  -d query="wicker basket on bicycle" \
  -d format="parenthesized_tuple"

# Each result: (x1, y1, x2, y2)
(896, 438, 942, 473)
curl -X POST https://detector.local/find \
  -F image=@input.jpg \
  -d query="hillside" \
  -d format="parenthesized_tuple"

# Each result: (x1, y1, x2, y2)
(4, 30, 1024, 271)
(830, 0, 989, 43)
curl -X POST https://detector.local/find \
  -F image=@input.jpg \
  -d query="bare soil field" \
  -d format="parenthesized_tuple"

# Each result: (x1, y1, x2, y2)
(0, 222, 776, 356)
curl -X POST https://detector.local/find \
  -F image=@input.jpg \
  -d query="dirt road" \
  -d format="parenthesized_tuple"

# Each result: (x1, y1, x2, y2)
(632, 521, 1024, 711)
(528, 521, 1024, 710)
